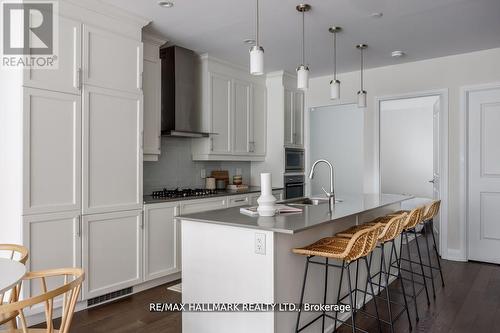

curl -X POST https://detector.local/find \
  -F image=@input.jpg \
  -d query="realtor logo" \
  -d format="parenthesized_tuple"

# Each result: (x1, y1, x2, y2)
(1, 1, 58, 68)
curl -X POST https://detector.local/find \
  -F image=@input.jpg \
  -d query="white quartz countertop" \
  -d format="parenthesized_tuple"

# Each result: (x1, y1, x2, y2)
(177, 193, 412, 234)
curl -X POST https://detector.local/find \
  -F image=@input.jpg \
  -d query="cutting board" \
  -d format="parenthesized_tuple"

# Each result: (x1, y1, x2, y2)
(211, 170, 229, 186)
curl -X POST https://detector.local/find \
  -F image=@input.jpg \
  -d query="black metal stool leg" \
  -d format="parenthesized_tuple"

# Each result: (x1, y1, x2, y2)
(414, 228, 431, 305)
(354, 260, 359, 316)
(361, 252, 373, 309)
(364, 256, 382, 333)
(380, 243, 395, 333)
(392, 240, 413, 331)
(334, 261, 345, 332)
(322, 258, 329, 332)
(430, 220, 445, 287)
(295, 256, 310, 333)
(423, 222, 436, 298)
(404, 231, 420, 322)
(346, 262, 356, 333)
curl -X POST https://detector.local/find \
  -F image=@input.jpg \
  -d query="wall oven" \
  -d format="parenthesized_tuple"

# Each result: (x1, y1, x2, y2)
(285, 148, 305, 173)
(284, 174, 305, 199)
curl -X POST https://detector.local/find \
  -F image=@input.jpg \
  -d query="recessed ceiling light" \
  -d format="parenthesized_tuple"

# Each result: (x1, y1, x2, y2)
(371, 12, 383, 18)
(158, 1, 174, 8)
(391, 50, 406, 58)
(243, 39, 256, 45)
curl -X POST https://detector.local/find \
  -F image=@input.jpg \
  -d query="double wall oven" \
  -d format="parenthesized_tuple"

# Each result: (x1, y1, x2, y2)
(284, 148, 305, 199)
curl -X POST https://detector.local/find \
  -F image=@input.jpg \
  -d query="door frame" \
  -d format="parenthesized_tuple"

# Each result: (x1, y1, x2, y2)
(459, 82, 500, 262)
(374, 89, 449, 258)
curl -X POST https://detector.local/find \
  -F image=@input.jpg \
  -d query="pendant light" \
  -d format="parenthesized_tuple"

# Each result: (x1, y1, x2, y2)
(296, 4, 311, 90)
(356, 44, 368, 108)
(328, 26, 342, 100)
(250, 0, 264, 75)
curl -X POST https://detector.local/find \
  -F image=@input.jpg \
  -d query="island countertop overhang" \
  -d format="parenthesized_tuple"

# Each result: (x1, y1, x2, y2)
(176, 193, 413, 234)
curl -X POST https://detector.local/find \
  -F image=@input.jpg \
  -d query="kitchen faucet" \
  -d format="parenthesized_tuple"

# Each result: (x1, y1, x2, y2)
(309, 159, 335, 213)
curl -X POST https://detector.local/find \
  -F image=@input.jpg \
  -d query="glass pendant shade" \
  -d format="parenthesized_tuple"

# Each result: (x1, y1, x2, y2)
(250, 46, 264, 75)
(297, 65, 309, 90)
(330, 79, 340, 100)
(357, 90, 367, 108)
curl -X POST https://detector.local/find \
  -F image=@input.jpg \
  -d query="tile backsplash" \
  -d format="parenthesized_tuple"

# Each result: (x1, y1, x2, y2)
(143, 137, 251, 194)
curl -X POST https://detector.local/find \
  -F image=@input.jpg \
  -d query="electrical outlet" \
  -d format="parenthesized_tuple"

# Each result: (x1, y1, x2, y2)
(255, 233, 266, 255)
(200, 169, 206, 179)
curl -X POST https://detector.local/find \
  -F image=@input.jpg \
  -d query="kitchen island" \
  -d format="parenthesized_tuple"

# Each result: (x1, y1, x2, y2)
(178, 193, 411, 333)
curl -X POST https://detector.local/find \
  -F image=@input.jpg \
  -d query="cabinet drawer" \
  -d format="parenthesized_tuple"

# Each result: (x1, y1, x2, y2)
(228, 195, 250, 207)
(180, 197, 227, 214)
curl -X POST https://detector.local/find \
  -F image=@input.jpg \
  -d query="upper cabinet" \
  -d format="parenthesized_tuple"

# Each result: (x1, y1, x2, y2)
(83, 25, 143, 94)
(142, 34, 165, 161)
(192, 56, 267, 161)
(284, 88, 304, 148)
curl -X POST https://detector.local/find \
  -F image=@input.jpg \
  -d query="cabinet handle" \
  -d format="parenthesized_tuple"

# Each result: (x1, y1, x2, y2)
(77, 68, 82, 90)
(77, 216, 81, 237)
(210, 137, 214, 151)
(233, 198, 246, 203)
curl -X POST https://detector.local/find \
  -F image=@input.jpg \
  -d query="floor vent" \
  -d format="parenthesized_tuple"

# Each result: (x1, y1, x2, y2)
(87, 287, 133, 307)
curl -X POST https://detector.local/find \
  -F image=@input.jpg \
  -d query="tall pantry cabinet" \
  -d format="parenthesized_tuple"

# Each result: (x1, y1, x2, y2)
(0, 0, 149, 311)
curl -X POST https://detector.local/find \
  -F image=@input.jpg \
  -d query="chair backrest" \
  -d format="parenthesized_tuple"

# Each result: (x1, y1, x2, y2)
(378, 212, 408, 242)
(0, 244, 29, 306)
(343, 223, 383, 262)
(0, 268, 84, 333)
(422, 200, 441, 222)
(403, 206, 426, 230)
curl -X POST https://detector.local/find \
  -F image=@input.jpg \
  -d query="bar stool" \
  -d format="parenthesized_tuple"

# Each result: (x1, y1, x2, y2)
(292, 224, 384, 333)
(336, 213, 412, 333)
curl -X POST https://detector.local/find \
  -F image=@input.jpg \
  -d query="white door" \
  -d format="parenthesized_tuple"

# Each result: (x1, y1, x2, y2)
(143, 202, 181, 281)
(24, 16, 82, 95)
(210, 73, 232, 154)
(293, 91, 304, 146)
(82, 86, 142, 214)
(23, 211, 81, 306)
(284, 89, 294, 146)
(233, 80, 251, 154)
(82, 210, 143, 299)
(22, 88, 81, 215)
(250, 84, 266, 156)
(83, 25, 142, 93)
(432, 99, 441, 234)
(468, 86, 500, 263)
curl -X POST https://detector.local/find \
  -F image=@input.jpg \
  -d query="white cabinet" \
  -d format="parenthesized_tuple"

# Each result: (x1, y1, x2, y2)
(143, 202, 181, 281)
(82, 86, 143, 214)
(142, 34, 164, 161)
(22, 88, 81, 215)
(233, 80, 251, 154)
(82, 210, 143, 299)
(23, 17, 82, 95)
(284, 89, 304, 147)
(228, 194, 250, 207)
(210, 73, 232, 154)
(83, 25, 142, 94)
(250, 84, 267, 156)
(23, 211, 82, 300)
(180, 197, 227, 214)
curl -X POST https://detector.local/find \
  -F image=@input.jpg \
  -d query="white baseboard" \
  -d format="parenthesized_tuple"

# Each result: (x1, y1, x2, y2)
(444, 248, 467, 262)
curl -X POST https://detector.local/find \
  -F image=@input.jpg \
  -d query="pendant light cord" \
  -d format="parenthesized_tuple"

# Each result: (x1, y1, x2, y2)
(360, 47, 364, 91)
(302, 11, 305, 65)
(256, 0, 259, 46)
(333, 32, 337, 80)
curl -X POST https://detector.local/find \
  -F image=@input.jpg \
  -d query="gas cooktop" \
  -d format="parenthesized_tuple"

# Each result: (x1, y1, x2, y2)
(151, 188, 219, 199)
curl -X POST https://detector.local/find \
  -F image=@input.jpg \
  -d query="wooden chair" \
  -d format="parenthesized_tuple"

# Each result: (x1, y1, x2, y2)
(0, 268, 84, 333)
(0, 244, 29, 329)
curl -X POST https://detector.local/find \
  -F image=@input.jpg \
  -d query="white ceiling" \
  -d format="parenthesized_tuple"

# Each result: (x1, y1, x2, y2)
(103, 0, 500, 77)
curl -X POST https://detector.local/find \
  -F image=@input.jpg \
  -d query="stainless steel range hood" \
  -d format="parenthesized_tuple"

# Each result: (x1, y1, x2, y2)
(160, 46, 209, 138)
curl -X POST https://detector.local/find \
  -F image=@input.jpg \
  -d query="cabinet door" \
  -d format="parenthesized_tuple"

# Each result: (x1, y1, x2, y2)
(250, 84, 267, 155)
(82, 86, 142, 214)
(142, 41, 161, 160)
(284, 89, 294, 146)
(23, 88, 81, 215)
(82, 210, 143, 299)
(233, 80, 251, 154)
(180, 197, 227, 214)
(83, 25, 142, 93)
(23, 16, 81, 95)
(293, 91, 304, 146)
(210, 73, 232, 154)
(228, 194, 250, 207)
(144, 203, 180, 281)
(23, 211, 81, 303)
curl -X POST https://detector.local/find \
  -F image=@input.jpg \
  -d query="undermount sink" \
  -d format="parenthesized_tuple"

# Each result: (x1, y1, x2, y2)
(283, 197, 343, 206)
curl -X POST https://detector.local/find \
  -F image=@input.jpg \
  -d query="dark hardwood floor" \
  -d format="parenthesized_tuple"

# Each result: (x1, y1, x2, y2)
(63, 236, 500, 333)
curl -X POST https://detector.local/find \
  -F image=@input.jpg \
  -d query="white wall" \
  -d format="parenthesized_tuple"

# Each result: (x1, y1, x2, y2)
(304, 47, 500, 255)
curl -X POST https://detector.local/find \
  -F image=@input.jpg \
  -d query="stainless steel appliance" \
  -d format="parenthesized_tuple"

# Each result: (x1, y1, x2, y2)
(284, 148, 305, 173)
(284, 174, 305, 199)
